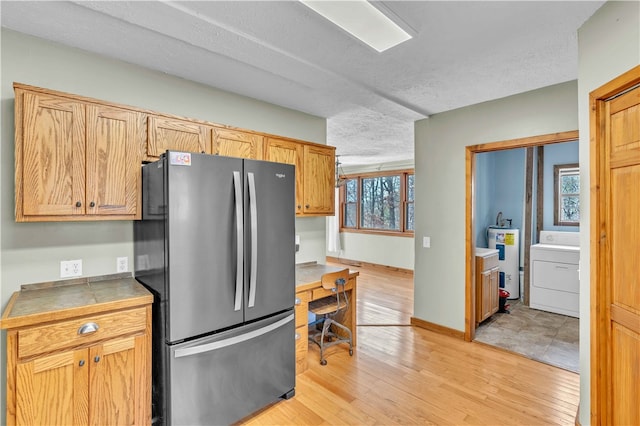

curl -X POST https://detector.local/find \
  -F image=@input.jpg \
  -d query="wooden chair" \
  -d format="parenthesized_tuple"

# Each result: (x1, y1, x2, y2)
(308, 269, 353, 365)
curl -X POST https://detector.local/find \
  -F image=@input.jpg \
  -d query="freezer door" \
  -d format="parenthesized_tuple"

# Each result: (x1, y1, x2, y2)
(166, 152, 245, 342)
(244, 160, 296, 321)
(167, 311, 295, 425)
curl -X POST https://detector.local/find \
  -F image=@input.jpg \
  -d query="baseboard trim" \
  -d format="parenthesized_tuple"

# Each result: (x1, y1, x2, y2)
(325, 256, 414, 275)
(410, 317, 465, 340)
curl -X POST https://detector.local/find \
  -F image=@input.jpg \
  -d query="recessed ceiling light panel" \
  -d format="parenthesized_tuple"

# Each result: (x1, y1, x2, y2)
(300, 0, 412, 52)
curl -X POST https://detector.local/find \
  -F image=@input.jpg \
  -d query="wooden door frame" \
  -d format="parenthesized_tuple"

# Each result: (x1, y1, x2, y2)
(589, 65, 640, 425)
(464, 130, 579, 342)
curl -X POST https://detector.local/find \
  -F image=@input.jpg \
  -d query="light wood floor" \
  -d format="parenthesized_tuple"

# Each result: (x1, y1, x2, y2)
(244, 263, 579, 425)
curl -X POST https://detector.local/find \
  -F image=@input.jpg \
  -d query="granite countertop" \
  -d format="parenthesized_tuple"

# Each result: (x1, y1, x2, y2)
(0, 273, 153, 330)
(295, 262, 358, 292)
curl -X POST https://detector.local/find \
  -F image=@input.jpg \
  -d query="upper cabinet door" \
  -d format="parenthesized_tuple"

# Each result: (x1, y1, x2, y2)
(264, 137, 304, 214)
(212, 127, 263, 160)
(86, 105, 144, 217)
(303, 144, 335, 215)
(19, 91, 86, 217)
(146, 116, 210, 160)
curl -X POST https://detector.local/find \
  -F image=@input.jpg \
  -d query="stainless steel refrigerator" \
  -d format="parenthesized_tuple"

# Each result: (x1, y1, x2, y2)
(134, 151, 296, 425)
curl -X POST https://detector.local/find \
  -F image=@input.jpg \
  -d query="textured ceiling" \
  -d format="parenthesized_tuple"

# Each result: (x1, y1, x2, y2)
(1, 1, 604, 166)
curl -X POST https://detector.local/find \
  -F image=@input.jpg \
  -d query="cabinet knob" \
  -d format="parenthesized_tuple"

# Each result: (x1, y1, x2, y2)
(79, 360, 85, 367)
(297, 205, 301, 209)
(75, 201, 82, 207)
(78, 322, 99, 335)
(294, 297, 301, 305)
(94, 356, 101, 363)
(89, 201, 95, 208)
(305, 204, 310, 209)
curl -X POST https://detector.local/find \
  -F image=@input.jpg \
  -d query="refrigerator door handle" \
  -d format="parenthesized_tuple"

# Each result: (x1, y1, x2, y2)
(233, 171, 244, 312)
(248, 172, 258, 308)
(173, 314, 294, 358)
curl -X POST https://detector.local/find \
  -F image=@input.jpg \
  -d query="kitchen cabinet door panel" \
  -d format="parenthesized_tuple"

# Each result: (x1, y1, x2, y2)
(147, 116, 210, 159)
(86, 105, 143, 216)
(20, 92, 86, 217)
(303, 144, 335, 214)
(16, 349, 89, 426)
(213, 127, 263, 159)
(89, 337, 137, 426)
(265, 137, 304, 213)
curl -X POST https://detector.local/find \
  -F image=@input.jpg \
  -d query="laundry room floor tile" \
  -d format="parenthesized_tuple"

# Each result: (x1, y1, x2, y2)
(474, 300, 579, 373)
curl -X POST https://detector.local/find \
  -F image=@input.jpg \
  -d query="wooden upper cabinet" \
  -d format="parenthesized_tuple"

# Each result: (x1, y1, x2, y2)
(19, 91, 86, 218)
(265, 137, 304, 214)
(303, 144, 335, 215)
(14, 83, 338, 221)
(265, 137, 335, 216)
(146, 115, 211, 161)
(15, 85, 144, 222)
(212, 127, 263, 160)
(87, 105, 144, 216)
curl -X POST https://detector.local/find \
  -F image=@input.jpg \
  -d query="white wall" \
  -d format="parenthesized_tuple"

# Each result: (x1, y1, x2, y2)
(326, 160, 415, 270)
(0, 29, 328, 422)
(414, 80, 578, 331)
(577, 2, 640, 424)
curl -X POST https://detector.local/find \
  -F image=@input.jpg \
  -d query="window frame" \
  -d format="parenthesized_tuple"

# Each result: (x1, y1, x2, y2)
(553, 163, 580, 226)
(339, 169, 414, 237)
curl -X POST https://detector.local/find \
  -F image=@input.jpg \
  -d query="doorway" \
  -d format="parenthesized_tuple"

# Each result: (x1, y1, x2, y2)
(464, 131, 579, 369)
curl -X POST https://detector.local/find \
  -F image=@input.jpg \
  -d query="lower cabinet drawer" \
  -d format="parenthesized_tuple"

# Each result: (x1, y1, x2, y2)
(18, 307, 147, 358)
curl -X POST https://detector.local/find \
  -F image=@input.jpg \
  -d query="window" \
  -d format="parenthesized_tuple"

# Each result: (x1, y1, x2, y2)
(554, 163, 580, 226)
(340, 170, 414, 235)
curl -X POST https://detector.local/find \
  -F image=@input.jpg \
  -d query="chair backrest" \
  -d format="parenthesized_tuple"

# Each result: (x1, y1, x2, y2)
(321, 269, 350, 291)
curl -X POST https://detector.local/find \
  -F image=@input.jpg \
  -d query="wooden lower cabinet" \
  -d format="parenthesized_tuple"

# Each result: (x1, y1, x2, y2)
(1, 277, 152, 426)
(294, 290, 310, 374)
(476, 253, 500, 324)
(14, 334, 146, 425)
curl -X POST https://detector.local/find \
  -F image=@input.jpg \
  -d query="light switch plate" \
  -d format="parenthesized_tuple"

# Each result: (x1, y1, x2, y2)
(423, 236, 431, 248)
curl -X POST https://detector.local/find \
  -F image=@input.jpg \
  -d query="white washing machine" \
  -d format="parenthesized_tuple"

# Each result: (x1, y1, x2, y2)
(530, 231, 580, 318)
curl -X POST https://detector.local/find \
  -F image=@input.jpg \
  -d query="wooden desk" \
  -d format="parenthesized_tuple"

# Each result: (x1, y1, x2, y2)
(295, 263, 359, 374)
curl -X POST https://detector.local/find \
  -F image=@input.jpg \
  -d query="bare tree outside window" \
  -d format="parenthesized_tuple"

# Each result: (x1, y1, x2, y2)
(554, 163, 579, 226)
(339, 170, 414, 235)
(406, 174, 414, 231)
(361, 175, 401, 230)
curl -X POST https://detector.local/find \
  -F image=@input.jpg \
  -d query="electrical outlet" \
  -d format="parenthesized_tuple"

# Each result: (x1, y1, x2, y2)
(60, 259, 82, 278)
(117, 256, 128, 273)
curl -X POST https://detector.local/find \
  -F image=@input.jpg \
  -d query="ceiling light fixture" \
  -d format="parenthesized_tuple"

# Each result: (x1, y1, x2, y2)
(335, 155, 347, 188)
(300, 0, 412, 52)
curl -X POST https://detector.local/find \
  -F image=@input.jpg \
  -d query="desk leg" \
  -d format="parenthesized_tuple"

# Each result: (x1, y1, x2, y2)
(333, 278, 357, 347)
